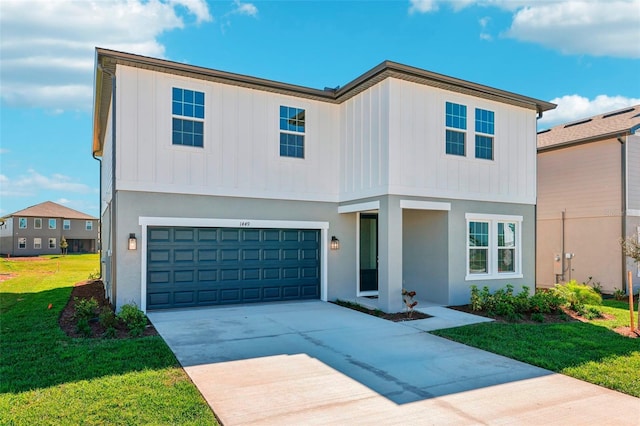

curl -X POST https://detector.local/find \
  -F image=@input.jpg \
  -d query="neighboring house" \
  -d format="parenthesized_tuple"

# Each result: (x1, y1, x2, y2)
(537, 105, 640, 294)
(0, 201, 98, 257)
(92, 48, 554, 313)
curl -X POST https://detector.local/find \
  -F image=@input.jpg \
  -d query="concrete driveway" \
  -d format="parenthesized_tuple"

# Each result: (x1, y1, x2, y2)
(148, 301, 639, 425)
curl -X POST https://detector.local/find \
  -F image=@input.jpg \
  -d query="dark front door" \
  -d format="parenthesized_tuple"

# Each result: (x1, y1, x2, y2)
(359, 213, 378, 293)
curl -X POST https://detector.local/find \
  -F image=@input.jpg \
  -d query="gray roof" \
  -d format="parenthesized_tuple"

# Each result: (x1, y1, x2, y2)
(9, 201, 96, 220)
(93, 48, 556, 156)
(537, 105, 640, 151)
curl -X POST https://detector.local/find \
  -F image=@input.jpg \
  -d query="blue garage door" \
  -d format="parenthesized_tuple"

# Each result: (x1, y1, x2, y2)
(146, 227, 320, 309)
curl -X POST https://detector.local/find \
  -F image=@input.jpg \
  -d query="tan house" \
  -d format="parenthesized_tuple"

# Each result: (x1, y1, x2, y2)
(536, 105, 640, 294)
(0, 201, 98, 257)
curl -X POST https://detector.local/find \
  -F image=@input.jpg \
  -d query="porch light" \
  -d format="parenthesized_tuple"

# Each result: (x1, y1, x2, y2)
(330, 236, 340, 250)
(128, 233, 137, 250)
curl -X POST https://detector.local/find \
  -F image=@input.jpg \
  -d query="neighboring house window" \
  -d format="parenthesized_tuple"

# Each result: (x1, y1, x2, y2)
(475, 108, 495, 160)
(279, 105, 305, 158)
(445, 102, 466, 156)
(18, 238, 26, 249)
(86, 221, 93, 231)
(49, 219, 56, 229)
(63, 220, 71, 230)
(49, 238, 56, 249)
(172, 87, 204, 147)
(34, 238, 42, 249)
(466, 213, 522, 279)
(19, 218, 27, 229)
(34, 218, 42, 229)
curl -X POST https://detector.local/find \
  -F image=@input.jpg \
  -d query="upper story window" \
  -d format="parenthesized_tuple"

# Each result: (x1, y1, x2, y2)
(279, 106, 305, 159)
(48, 219, 56, 229)
(63, 220, 71, 230)
(466, 213, 522, 280)
(19, 218, 27, 229)
(34, 218, 42, 229)
(86, 221, 93, 231)
(172, 87, 204, 148)
(445, 102, 466, 156)
(475, 108, 495, 160)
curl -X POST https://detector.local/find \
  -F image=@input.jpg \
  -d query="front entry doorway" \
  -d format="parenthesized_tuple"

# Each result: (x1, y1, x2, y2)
(359, 213, 378, 294)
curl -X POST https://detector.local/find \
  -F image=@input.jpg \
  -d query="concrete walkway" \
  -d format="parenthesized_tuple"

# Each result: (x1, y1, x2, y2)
(148, 301, 640, 425)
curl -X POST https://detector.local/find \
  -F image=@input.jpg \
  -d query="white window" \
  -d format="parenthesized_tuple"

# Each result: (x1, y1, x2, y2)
(19, 218, 27, 229)
(34, 238, 42, 249)
(63, 220, 71, 230)
(49, 219, 56, 229)
(49, 238, 56, 249)
(466, 213, 523, 280)
(85, 221, 93, 231)
(18, 238, 27, 249)
(34, 218, 42, 229)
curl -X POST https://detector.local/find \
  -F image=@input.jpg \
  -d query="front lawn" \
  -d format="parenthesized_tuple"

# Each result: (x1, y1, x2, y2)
(0, 254, 218, 425)
(433, 299, 640, 397)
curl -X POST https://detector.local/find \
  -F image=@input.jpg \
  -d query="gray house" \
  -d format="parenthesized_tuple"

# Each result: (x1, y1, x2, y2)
(0, 201, 98, 257)
(92, 48, 555, 313)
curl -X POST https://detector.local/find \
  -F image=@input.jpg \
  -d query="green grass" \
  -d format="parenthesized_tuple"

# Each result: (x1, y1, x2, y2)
(433, 299, 640, 397)
(0, 255, 218, 425)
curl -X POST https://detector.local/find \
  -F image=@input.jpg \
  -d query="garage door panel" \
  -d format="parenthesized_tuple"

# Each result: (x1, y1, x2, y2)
(147, 227, 320, 309)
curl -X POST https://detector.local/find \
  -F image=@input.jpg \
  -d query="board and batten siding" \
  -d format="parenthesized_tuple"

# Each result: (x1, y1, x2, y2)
(537, 139, 622, 221)
(114, 66, 340, 202)
(627, 134, 640, 211)
(339, 78, 538, 204)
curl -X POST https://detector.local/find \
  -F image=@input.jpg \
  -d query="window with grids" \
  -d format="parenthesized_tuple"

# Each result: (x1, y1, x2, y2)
(172, 88, 204, 148)
(86, 221, 93, 231)
(445, 102, 466, 156)
(34, 238, 42, 249)
(280, 106, 305, 158)
(49, 238, 56, 249)
(466, 214, 522, 279)
(18, 238, 26, 249)
(63, 220, 70, 230)
(475, 108, 494, 160)
(34, 218, 42, 229)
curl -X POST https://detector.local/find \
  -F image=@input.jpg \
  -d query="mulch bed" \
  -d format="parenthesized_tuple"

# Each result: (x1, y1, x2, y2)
(332, 300, 432, 322)
(58, 280, 158, 339)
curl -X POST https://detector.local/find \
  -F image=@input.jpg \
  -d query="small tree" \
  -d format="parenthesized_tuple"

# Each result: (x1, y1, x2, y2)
(60, 236, 69, 256)
(402, 288, 418, 319)
(620, 234, 640, 333)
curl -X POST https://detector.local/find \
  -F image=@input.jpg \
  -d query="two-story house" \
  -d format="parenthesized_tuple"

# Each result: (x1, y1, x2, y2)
(0, 201, 98, 256)
(92, 48, 554, 312)
(537, 105, 640, 294)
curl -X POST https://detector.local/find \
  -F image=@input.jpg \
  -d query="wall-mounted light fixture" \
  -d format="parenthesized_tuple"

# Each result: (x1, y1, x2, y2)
(128, 233, 137, 250)
(330, 236, 340, 250)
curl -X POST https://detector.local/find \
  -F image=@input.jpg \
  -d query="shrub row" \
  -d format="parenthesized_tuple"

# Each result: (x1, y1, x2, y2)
(469, 280, 602, 322)
(73, 298, 147, 337)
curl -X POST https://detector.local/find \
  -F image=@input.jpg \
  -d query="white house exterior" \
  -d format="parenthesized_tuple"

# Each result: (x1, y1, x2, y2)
(92, 48, 555, 313)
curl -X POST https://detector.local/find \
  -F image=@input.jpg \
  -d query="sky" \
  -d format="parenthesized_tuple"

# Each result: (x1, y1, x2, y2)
(1, 0, 639, 218)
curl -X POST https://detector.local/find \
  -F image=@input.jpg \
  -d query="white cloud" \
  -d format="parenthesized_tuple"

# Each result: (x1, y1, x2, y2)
(0, 169, 94, 197)
(233, 0, 258, 17)
(0, 0, 211, 111)
(408, 0, 640, 58)
(0, 149, 9, 155)
(538, 95, 640, 128)
(506, 1, 640, 58)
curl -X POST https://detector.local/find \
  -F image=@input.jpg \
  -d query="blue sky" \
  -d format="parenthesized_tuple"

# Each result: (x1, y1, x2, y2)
(1, 0, 639, 217)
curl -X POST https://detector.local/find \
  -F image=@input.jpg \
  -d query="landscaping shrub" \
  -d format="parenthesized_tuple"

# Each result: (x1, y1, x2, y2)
(469, 284, 531, 318)
(529, 290, 564, 314)
(117, 303, 147, 337)
(552, 280, 602, 312)
(73, 297, 99, 321)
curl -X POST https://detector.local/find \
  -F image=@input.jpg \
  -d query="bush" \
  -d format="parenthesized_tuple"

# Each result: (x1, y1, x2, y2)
(98, 306, 118, 334)
(552, 280, 602, 311)
(529, 290, 563, 314)
(117, 303, 147, 337)
(74, 297, 99, 321)
(468, 284, 531, 318)
(75, 317, 92, 337)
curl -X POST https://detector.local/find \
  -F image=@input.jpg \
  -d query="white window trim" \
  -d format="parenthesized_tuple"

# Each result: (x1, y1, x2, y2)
(86, 220, 93, 230)
(18, 238, 27, 249)
(34, 238, 42, 249)
(49, 219, 56, 229)
(465, 213, 523, 281)
(63, 220, 71, 230)
(19, 218, 27, 229)
(34, 218, 42, 229)
(48, 238, 57, 249)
